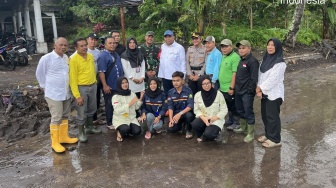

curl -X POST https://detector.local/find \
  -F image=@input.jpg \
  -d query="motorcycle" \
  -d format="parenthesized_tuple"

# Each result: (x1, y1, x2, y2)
(0, 44, 16, 71)
(7, 44, 28, 66)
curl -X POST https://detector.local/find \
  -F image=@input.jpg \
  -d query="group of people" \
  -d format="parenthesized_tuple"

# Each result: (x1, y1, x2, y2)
(35, 29, 286, 153)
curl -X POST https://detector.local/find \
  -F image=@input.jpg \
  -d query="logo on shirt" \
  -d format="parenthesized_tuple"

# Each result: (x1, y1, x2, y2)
(189, 94, 193, 98)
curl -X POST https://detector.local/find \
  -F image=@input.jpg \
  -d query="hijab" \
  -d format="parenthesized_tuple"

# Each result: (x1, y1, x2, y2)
(260, 38, 285, 73)
(121, 37, 144, 68)
(198, 75, 217, 107)
(114, 76, 131, 96)
(145, 77, 162, 98)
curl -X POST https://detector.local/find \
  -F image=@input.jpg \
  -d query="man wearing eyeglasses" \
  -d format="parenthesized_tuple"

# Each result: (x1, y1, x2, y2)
(98, 36, 125, 130)
(186, 32, 206, 95)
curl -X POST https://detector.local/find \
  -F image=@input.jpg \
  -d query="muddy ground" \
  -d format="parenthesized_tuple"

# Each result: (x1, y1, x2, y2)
(0, 46, 336, 187)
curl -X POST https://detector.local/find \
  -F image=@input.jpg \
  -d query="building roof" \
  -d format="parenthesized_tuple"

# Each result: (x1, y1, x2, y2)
(99, 0, 143, 7)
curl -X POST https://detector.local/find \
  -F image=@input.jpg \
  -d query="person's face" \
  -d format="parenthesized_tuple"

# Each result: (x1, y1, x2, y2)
(145, 35, 154, 45)
(221, 45, 233, 55)
(87, 37, 98, 48)
(121, 79, 129, 90)
(54, 38, 68, 55)
(172, 76, 183, 89)
(267, 40, 276, 55)
(202, 79, 212, 91)
(75, 40, 88, 55)
(164, 35, 174, 45)
(128, 39, 137, 49)
(111, 32, 120, 43)
(205, 41, 215, 52)
(149, 80, 158, 91)
(105, 38, 116, 52)
(192, 37, 202, 46)
(238, 45, 251, 57)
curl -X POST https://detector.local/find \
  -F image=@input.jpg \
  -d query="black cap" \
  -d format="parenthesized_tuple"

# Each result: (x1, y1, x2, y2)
(88, 33, 99, 39)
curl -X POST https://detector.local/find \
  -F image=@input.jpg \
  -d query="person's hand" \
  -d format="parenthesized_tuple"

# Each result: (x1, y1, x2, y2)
(138, 114, 146, 123)
(151, 71, 156, 77)
(209, 116, 218, 124)
(129, 96, 138, 106)
(139, 77, 145, 83)
(212, 83, 215, 88)
(146, 71, 151, 77)
(200, 115, 210, 126)
(169, 119, 174, 127)
(257, 91, 262, 99)
(153, 115, 161, 124)
(228, 90, 234, 95)
(103, 84, 111, 94)
(194, 74, 199, 81)
(76, 97, 84, 106)
(173, 113, 182, 123)
(189, 74, 194, 81)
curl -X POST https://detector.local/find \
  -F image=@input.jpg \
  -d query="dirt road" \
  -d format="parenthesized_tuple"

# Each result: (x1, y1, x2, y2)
(0, 55, 335, 187)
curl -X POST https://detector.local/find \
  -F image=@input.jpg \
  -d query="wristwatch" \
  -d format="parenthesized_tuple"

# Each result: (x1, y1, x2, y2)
(229, 87, 235, 90)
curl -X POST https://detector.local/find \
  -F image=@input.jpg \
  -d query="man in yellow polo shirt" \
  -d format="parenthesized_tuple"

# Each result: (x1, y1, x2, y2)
(69, 38, 101, 143)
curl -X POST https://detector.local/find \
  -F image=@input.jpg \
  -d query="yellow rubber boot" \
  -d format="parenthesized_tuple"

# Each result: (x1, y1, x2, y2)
(59, 120, 78, 144)
(50, 125, 65, 153)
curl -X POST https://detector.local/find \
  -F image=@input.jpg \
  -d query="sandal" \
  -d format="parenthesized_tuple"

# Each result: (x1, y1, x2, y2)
(197, 138, 203, 142)
(257, 135, 268, 143)
(262, 139, 281, 148)
(145, 131, 152, 139)
(186, 131, 193, 139)
(117, 131, 123, 142)
(156, 130, 162, 134)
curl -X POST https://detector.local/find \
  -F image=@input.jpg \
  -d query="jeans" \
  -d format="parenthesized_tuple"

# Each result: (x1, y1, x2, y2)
(191, 118, 221, 140)
(167, 111, 195, 133)
(146, 113, 163, 133)
(261, 97, 282, 143)
(235, 92, 255, 125)
(162, 78, 174, 95)
(103, 90, 115, 126)
(74, 84, 97, 125)
(117, 123, 141, 137)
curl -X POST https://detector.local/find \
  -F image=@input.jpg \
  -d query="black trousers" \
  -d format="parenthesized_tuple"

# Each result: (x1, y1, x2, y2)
(167, 111, 195, 133)
(117, 123, 141, 137)
(261, 97, 282, 143)
(235, 93, 255, 124)
(162, 78, 174, 95)
(221, 91, 239, 117)
(191, 118, 221, 140)
(103, 90, 115, 126)
(188, 78, 199, 95)
(93, 83, 103, 121)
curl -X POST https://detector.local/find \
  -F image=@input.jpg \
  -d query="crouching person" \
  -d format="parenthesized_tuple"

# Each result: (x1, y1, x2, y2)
(191, 75, 228, 142)
(112, 77, 144, 141)
(36, 37, 78, 153)
(167, 71, 195, 139)
(138, 77, 168, 139)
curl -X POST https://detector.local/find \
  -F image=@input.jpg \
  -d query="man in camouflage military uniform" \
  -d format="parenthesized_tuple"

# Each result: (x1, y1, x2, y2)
(138, 31, 161, 89)
(186, 32, 206, 94)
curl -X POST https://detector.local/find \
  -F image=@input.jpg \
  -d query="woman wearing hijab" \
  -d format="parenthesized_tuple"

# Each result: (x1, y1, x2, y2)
(121, 37, 146, 98)
(256, 38, 286, 148)
(191, 75, 228, 142)
(112, 77, 144, 142)
(138, 77, 168, 139)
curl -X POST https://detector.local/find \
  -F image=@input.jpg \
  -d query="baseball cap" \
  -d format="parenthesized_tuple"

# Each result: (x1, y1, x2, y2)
(191, 32, 202, 38)
(164, 30, 174, 36)
(88, 33, 99, 39)
(220, 39, 232, 46)
(146, 31, 154, 36)
(236, 40, 251, 48)
(203, 36, 215, 43)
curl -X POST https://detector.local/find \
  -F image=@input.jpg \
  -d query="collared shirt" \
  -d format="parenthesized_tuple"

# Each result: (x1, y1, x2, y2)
(167, 86, 194, 114)
(235, 53, 259, 95)
(258, 62, 286, 101)
(186, 45, 206, 76)
(205, 47, 222, 83)
(158, 41, 186, 80)
(88, 48, 100, 73)
(138, 44, 160, 74)
(36, 50, 71, 101)
(97, 50, 124, 90)
(219, 51, 240, 92)
(69, 53, 96, 98)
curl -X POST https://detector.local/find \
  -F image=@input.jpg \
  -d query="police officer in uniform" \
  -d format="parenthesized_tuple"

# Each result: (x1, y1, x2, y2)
(138, 31, 161, 89)
(186, 32, 206, 95)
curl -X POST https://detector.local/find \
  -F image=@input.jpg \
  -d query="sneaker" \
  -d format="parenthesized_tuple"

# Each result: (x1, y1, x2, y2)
(227, 124, 240, 131)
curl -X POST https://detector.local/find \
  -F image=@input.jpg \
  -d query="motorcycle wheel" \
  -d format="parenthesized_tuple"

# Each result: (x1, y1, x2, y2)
(4, 59, 16, 71)
(19, 56, 28, 66)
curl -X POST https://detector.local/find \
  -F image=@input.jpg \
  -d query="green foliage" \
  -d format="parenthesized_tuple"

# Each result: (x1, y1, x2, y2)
(67, 27, 93, 43)
(296, 29, 321, 46)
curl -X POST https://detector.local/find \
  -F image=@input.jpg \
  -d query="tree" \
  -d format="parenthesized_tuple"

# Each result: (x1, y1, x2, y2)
(283, 2, 305, 47)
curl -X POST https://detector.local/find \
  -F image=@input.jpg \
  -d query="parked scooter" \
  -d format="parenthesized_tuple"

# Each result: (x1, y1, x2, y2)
(0, 44, 16, 71)
(7, 43, 29, 66)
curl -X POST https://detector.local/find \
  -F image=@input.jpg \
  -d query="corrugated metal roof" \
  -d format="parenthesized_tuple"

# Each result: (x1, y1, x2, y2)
(99, 0, 143, 7)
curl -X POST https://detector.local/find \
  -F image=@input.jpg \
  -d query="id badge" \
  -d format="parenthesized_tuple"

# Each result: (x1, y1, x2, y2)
(136, 67, 140, 73)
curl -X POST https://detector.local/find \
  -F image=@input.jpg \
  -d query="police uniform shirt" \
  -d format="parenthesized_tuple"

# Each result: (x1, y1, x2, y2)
(186, 45, 206, 76)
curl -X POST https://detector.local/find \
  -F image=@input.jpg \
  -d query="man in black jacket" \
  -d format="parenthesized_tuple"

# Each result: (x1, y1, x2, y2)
(233, 40, 259, 143)
(110, 30, 126, 56)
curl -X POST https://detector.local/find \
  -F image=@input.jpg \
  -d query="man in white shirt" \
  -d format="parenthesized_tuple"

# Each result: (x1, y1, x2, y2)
(36, 37, 78, 153)
(158, 30, 186, 95)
